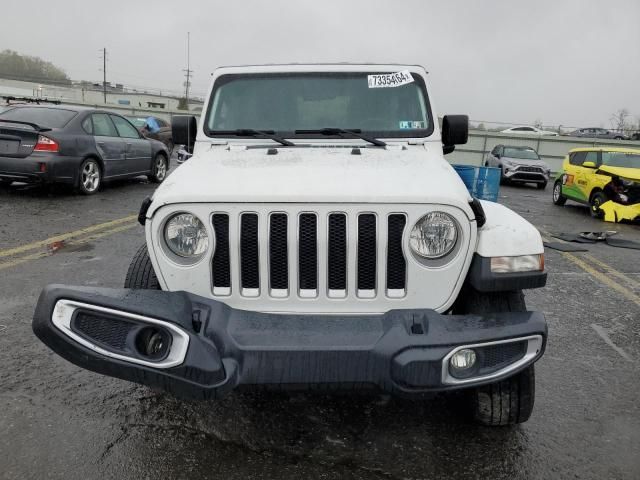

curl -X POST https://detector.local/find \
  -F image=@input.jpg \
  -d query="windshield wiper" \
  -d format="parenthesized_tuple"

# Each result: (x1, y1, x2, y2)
(295, 128, 386, 147)
(214, 129, 295, 147)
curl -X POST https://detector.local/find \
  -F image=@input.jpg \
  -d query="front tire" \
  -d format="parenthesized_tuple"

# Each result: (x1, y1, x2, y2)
(590, 191, 607, 218)
(78, 158, 101, 195)
(124, 244, 161, 289)
(552, 180, 566, 205)
(148, 154, 168, 183)
(451, 287, 535, 425)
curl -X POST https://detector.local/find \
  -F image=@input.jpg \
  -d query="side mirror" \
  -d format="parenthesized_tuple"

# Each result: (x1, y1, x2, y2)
(442, 115, 469, 154)
(582, 161, 596, 168)
(494, 152, 501, 159)
(171, 115, 197, 152)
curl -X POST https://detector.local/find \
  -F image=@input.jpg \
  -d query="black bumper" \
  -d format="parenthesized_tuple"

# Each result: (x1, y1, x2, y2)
(33, 285, 547, 400)
(0, 154, 80, 184)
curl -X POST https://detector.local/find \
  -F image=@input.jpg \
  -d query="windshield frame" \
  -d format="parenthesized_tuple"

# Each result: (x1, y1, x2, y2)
(203, 71, 435, 140)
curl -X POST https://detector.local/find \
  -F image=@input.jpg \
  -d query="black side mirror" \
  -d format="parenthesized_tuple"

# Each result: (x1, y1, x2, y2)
(442, 115, 468, 155)
(171, 115, 197, 152)
(494, 152, 501, 159)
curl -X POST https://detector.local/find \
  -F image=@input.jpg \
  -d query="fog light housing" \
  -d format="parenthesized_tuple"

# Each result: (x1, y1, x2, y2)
(449, 348, 477, 378)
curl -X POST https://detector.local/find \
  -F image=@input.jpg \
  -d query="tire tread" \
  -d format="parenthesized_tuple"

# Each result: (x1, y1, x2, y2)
(124, 244, 161, 289)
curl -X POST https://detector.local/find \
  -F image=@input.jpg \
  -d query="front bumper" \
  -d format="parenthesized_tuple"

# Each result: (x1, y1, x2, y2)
(600, 200, 640, 223)
(504, 167, 550, 184)
(33, 285, 547, 400)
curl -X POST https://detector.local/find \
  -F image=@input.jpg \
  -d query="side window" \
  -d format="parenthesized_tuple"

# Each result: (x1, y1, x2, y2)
(491, 145, 500, 155)
(110, 115, 141, 139)
(584, 151, 598, 165)
(81, 116, 93, 134)
(569, 151, 587, 165)
(497, 146, 504, 156)
(92, 114, 118, 137)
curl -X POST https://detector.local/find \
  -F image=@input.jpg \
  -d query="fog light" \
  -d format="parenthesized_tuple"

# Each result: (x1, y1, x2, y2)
(450, 349, 476, 370)
(135, 327, 171, 360)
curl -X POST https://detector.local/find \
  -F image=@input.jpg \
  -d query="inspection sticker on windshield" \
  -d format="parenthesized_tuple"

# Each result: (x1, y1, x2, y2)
(368, 70, 414, 88)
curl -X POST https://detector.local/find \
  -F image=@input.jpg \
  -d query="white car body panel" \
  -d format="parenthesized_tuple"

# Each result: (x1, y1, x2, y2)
(145, 64, 545, 315)
(476, 201, 544, 257)
(146, 202, 476, 314)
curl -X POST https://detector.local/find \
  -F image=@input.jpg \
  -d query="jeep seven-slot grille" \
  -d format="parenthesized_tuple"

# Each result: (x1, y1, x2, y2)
(211, 211, 407, 298)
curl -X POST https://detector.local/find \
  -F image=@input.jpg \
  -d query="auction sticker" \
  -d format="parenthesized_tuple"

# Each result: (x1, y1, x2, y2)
(368, 70, 414, 88)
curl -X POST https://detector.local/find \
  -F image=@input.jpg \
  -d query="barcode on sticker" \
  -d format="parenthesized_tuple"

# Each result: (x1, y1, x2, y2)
(367, 70, 414, 88)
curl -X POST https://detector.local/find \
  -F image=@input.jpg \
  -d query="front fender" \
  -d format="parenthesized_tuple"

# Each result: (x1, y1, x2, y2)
(475, 201, 543, 257)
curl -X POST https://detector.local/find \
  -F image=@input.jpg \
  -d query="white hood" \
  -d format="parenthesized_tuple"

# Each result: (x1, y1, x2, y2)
(149, 144, 473, 216)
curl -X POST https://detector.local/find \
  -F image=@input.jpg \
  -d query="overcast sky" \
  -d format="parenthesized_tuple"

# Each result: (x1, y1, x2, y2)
(2, 0, 639, 128)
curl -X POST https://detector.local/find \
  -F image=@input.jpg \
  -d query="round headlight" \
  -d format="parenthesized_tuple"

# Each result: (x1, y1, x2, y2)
(409, 212, 458, 259)
(164, 213, 209, 258)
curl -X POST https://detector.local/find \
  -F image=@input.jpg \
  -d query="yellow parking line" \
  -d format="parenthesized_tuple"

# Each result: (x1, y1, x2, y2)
(539, 228, 640, 307)
(0, 214, 137, 258)
(582, 253, 640, 288)
(552, 249, 640, 307)
(0, 222, 139, 271)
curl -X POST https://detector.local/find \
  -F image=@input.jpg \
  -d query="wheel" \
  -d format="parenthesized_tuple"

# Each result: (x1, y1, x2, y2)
(552, 180, 566, 205)
(78, 158, 101, 195)
(589, 191, 607, 218)
(451, 287, 535, 425)
(499, 166, 509, 185)
(148, 154, 168, 183)
(536, 181, 547, 190)
(473, 365, 535, 426)
(124, 244, 161, 289)
(614, 136, 623, 140)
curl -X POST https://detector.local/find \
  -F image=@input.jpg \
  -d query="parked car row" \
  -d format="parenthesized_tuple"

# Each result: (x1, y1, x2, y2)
(499, 125, 635, 141)
(0, 105, 170, 194)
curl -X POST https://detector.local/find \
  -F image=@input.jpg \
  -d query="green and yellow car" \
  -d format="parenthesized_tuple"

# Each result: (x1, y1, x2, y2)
(552, 147, 640, 222)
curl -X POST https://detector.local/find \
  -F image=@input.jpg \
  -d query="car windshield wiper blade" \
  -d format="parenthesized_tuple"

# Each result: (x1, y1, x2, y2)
(214, 129, 295, 147)
(295, 128, 386, 147)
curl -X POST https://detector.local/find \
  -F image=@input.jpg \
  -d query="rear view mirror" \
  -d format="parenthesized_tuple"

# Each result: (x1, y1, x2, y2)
(442, 115, 469, 154)
(582, 161, 596, 168)
(171, 115, 198, 152)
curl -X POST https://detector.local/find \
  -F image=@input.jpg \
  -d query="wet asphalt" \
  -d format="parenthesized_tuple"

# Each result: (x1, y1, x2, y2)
(0, 171, 639, 480)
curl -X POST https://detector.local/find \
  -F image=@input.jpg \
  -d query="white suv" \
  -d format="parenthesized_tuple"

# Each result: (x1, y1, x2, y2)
(33, 64, 548, 426)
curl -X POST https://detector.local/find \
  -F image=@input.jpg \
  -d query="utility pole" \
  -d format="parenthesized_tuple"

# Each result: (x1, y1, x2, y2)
(99, 48, 107, 104)
(183, 32, 193, 110)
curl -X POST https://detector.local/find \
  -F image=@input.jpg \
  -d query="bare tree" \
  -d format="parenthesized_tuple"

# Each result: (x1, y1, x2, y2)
(610, 109, 630, 134)
(533, 119, 543, 129)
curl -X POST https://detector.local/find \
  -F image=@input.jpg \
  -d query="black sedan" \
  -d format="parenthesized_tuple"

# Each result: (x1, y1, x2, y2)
(0, 105, 169, 194)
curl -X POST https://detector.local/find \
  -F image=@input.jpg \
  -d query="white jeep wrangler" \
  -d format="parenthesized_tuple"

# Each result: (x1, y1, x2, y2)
(34, 64, 547, 426)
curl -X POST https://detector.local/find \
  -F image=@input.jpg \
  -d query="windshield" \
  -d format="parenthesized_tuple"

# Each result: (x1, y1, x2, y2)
(205, 72, 432, 138)
(601, 151, 640, 169)
(504, 147, 540, 160)
(126, 117, 147, 128)
(0, 107, 77, 128)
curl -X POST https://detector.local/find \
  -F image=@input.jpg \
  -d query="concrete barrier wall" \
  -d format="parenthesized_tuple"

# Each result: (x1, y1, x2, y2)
(448, 130, 640, 172)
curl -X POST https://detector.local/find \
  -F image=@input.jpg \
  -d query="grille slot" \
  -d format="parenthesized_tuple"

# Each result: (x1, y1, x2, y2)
(478, 342, 527, 374)
(327, 213, 347, 295)
(269, 213, 289, 294)
(240, 213, 260, 294)
(298, 213, 318, 294)
(386, 214, 406, 294)
(212, 214, 231, 294)
(73, 311, 133, 351)
(357, 214, 377, 295)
